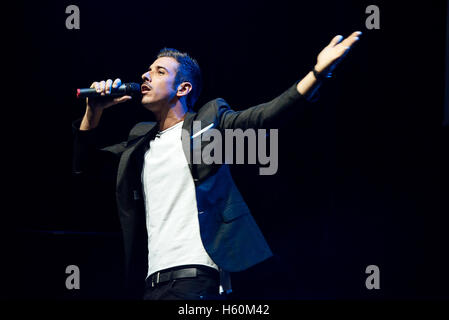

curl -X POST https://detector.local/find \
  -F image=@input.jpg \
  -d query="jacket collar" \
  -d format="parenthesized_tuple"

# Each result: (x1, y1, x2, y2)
(181, 111, 197, 175)
(182, 111, 197, 135)
(131, 111, 198, 175)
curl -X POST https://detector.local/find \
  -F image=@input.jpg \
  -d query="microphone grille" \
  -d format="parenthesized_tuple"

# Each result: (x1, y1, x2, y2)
(126, 82, 142, 95)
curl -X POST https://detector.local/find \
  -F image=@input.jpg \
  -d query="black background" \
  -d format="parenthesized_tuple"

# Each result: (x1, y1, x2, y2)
(3, 0, 448, 300)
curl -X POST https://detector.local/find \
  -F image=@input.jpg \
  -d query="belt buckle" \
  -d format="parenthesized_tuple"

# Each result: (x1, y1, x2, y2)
(151, 272, 160, 287)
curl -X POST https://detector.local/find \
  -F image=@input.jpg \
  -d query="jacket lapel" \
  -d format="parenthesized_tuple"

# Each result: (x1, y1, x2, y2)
(117, 112, 198, 195)
(116, 124, 159, 195)
(182, 110, 219, 183)
(182, 111, 197, 177)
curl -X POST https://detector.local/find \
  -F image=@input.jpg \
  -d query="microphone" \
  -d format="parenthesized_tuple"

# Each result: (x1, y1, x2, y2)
(76, 82, 141, 98)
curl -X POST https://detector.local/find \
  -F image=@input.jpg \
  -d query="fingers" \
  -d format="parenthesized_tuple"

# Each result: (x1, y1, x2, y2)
(329, 35, 344, 47)
(90, 81, 103, 93)
(95, 80, 105, 95)
(112, 78, 122, 89)
(329, 31, 362, 49)
(340, 31, 362, 49)
(329, 31, 362, 63)
(105, 79, 113, 94)
(86, 78, 129, 110)
(90, 78, 123, 95)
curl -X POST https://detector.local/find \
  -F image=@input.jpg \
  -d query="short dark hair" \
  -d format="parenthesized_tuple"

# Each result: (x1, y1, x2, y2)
(157, 48, 202, 110)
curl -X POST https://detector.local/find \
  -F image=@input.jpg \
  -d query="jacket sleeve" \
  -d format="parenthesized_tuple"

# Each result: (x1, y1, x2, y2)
(72, 119, 128, 177)
(218, 81, 312, 130)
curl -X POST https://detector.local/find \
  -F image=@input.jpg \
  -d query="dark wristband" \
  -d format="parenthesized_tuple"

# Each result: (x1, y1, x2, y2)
(313, 67, 332, 81)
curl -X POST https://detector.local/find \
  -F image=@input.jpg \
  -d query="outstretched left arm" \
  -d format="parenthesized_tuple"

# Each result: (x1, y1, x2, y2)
(219, 31, 362, 130)
(297, 31, 362, 97)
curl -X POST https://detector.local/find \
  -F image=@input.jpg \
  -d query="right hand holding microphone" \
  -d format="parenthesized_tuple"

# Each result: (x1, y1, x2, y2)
(87, 78, 132, 111)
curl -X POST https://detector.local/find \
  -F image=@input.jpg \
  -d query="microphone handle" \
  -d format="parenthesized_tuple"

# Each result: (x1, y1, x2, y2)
(76, 83, 140, 98)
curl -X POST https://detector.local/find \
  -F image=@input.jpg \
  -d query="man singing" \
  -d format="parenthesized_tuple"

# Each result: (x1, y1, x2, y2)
(73, 31, 362, 300)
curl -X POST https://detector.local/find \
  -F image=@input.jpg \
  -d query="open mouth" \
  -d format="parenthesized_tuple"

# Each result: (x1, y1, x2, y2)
(141, 83, 152, 93)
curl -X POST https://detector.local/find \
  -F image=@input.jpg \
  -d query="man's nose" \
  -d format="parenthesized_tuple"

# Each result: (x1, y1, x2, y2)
(141, 71, 151, 82)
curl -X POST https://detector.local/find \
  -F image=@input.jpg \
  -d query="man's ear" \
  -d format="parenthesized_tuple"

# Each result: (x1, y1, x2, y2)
(176, 82, 193, 98)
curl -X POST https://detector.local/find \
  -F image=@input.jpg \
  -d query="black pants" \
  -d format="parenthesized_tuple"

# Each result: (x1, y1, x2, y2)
(143, 266, 226, 300)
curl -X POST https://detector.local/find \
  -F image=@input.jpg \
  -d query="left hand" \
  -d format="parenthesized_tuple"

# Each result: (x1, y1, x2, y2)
(315, 31, 362, 74)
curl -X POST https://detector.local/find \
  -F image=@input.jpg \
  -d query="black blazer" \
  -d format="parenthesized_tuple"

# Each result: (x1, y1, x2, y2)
(72, 82, 309, 297)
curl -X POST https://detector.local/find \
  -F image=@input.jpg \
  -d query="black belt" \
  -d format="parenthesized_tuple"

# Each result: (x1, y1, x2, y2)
(147, 266, 219, 287)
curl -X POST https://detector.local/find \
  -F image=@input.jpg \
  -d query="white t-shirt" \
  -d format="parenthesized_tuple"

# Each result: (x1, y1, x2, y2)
(141, 120, 218, 278)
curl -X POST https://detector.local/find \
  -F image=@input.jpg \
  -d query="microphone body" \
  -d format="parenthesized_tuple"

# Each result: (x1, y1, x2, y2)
(76, 82, 141, 98)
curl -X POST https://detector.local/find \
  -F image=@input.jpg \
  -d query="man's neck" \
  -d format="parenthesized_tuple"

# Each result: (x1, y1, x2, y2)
(156, 101, 188, 131)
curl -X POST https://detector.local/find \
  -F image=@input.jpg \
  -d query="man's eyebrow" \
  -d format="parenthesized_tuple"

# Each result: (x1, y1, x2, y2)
(148, 65, 169, 72)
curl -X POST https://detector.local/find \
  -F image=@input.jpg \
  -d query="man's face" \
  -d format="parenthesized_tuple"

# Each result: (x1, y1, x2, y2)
(141, 56, 180, 111)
